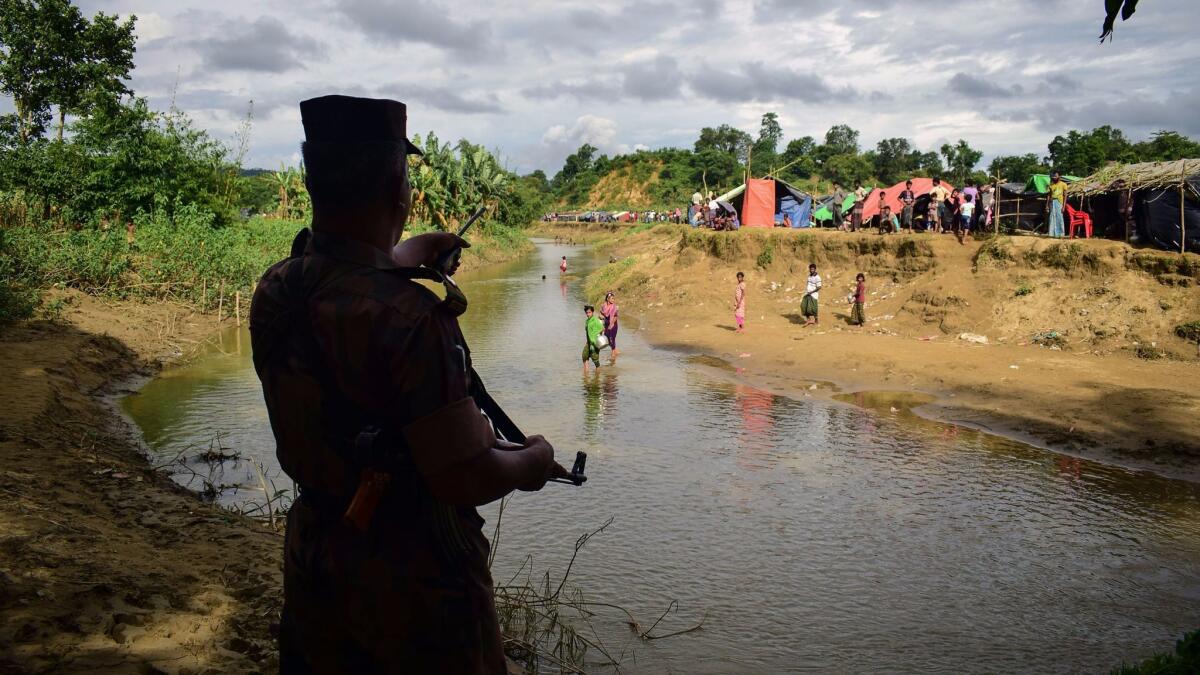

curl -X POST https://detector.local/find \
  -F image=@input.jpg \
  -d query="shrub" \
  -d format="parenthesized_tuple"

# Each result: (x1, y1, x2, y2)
(756, 242, 774, 269)
(1015, 278, 1034, 296)
(974, 237, 1015, 268)
(0, 229, 39, 323)
(2, 212, 301, 309)
(1175, 321, 1200, 344)
(1111, 628, 1200, 674)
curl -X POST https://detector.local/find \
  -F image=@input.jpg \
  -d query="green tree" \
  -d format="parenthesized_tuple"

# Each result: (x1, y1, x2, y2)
(907, 150, 943, 177)
(987, 153, 1049, 184)
(874, 137, 913, 184)
(823, 153, 872, 186)
(823, 124, 860, 155)
(553, 143, 597, 188)
(694, 124, 752, 164)
(751, 112, 782, 176)
(52, 9, 137, 140)
(1046, 125, 1135, 175)
(691, 148, 740, 192)
(1132, 130, 1200, 162)
(779, 136, 817, 181)
(939, 139, 983, 185)
(0, 0, 68, 142)
(0, 1, 135, 143)
(525, 169, 550, 192)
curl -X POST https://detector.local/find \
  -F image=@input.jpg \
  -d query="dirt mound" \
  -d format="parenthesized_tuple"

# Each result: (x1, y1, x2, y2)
(0, 291, 281, 673)
(582, 162, 662, 210)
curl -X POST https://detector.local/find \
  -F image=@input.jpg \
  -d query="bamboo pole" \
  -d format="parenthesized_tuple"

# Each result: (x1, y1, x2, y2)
(1182, 165, 1187, 254)
(235, 291, 241, 327)
(201, 279, 207, 311)
(217, 280, 225, 324)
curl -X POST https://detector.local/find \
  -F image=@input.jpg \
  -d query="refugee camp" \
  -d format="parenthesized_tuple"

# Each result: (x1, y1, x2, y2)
(2, 0, 1200, 673)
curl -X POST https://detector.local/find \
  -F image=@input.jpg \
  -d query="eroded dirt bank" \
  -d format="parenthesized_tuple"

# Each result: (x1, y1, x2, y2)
(535, 222, 1200, 481)
(0, 290, 281, 673)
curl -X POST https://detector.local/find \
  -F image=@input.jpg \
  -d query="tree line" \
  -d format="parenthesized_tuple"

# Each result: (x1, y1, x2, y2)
(545, 112, 1200, 210)
(0, 0, 547, 232)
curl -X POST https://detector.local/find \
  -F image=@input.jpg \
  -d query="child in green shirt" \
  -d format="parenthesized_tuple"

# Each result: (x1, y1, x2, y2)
(582, 305, 604, 373)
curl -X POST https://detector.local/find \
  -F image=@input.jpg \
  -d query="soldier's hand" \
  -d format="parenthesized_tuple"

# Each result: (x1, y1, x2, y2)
(516, 435, 568, 492)
(392, 232, 470, 270)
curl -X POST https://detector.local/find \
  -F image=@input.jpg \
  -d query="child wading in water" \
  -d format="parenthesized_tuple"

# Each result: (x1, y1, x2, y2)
(733, 271, 747, 332)
(560, 256, 568, 274)
(582, 305, 604, 373)
(802, 263, 822, 326)
(850, 273, 866, 326)
(600, 291, 620, 362)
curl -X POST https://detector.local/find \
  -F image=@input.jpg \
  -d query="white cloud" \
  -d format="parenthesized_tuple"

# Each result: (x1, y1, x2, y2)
(134, 12, 172, 41)
(542, 115, 619, 149)
(50, 0, 1200, 175)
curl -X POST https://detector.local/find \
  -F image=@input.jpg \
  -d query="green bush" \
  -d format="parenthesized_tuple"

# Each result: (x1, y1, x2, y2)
(1175, 321, 1200, 343)
(3, 212, 301, 308)
(0, 229, 39, 323)
(974, 237, 1015, 268)
(1112, 629, 1200, 674)
(756, 242, 774, 269)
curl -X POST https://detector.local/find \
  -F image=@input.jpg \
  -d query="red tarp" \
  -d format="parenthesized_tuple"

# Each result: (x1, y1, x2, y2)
(741, 178, 776, 227)
(860, 177, 956, 222)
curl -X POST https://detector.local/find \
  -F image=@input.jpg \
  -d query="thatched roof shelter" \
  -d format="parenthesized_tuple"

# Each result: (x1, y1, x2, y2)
(1067, 159, 1200, 198)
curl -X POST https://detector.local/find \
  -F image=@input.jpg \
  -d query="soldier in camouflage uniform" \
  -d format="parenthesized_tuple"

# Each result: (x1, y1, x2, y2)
(250, 95, 567, 674)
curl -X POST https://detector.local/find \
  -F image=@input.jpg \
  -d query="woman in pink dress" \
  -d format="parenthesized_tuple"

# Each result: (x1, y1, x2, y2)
(600, 291, 620, 362)
(733, 271, 746, 333)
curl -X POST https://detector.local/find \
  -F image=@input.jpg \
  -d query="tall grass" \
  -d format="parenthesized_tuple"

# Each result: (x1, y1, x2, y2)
(1, 208, 303, 321)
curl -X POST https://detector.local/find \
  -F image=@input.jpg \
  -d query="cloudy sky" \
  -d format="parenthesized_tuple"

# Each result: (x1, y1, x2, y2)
(58, 0, 1200, 174)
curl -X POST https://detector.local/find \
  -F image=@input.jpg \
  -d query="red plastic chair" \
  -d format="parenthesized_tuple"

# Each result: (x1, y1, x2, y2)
(1065, 204, 1093, 238)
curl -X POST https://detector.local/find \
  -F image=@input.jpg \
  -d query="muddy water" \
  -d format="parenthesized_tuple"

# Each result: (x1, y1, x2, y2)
(124, 240, 1200, 673)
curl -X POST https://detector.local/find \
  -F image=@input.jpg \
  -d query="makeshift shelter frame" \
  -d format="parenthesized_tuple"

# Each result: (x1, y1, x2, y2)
(1068, 159, 1200, 253)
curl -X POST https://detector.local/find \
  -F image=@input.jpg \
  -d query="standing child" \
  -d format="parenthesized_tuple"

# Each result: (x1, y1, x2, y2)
(948, 188, 963, 242)
(960, 193, 975, 242)
(733, 272, 747, 333)
(899, 180, 916, 232)
(582, 305, 604, 373)
(802, 263, 822, 326)
(850, 273, 866, 326)
(600, 291, 620, 362)
(560, 255, 568, 274)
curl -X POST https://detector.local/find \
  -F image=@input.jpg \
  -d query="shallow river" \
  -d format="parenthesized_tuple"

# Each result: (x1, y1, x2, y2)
(123, 240, 1200, 673)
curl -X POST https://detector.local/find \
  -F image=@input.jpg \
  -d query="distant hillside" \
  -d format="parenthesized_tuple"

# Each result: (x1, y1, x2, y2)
(582, 161, 663, 210)
(562, 153, 838, 212)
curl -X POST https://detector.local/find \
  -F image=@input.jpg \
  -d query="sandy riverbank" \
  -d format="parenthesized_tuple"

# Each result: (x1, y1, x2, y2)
(534, 221, 1200, 482)
(0, 290, 282, 673)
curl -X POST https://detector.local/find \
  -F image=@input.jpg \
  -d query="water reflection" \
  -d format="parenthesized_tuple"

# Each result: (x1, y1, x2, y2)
(581, 370, 620, 440)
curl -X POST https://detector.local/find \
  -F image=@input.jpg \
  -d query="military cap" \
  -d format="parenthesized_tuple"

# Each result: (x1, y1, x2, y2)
(300, 94, 423, 156)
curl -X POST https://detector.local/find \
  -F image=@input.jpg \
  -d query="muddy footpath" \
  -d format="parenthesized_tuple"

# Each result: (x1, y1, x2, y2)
(0, 291, 281, 674)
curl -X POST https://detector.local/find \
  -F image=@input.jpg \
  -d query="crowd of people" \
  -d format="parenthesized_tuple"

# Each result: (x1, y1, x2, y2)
(827, 177, 999, 245)
(689, 190, 741, 230)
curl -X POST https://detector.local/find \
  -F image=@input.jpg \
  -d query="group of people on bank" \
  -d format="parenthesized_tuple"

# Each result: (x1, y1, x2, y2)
(732, 264, 868, 333)
(826, 172, 1074, 241)
(829, 177, 996, 244)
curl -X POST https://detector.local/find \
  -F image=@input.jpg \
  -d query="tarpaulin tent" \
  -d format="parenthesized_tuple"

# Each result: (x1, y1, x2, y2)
(1068, 159, 1200, 251)
(721, 177, 812, 229)
(994, 183, 1046, 232)
(813, 194, 856, 223)
(776, 194, 814, 228)
(860, 178, 955, 224)
(1024, 173, 1080, 194)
